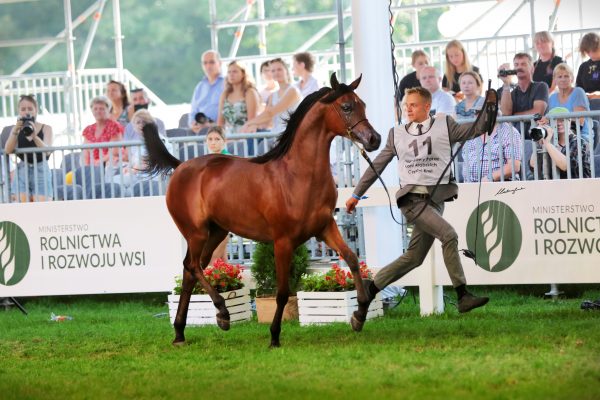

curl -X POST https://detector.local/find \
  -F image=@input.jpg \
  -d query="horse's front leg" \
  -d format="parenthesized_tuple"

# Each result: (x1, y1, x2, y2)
(269, 239, 293, 348)
(320, 218, 369, 332)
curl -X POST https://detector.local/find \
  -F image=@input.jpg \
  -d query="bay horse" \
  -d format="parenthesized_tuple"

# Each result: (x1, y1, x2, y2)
(143, 73, 381, 347)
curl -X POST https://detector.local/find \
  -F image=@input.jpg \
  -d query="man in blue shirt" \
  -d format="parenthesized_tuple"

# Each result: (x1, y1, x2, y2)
(188, 50, 224, 127)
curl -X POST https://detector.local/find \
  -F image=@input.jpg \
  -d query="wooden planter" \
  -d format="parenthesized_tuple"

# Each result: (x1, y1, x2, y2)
(297, 290, 384, 326)
(167, 287, 252, 326)
(255, 296, 299, 323)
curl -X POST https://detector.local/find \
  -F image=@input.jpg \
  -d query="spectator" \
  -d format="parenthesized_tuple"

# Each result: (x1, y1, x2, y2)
(206, 125, 231, 155)
(498, 53, 549, 138)
(216, 61, 260, 133)
(106, 80, 130, 127)
(529, 107, 591, 179)
(462, 117, 522, 182)
(242, 58, 301, 134)
(455, 71, 484, 120)
(205, 126, 230, 265)
(188, 50, 224, 127)
(292, 52, 320, 97)
(3, 94, 54, 202)
(82, 96, 124, 166)
(548, 63, 591, 141)
(124, 88, 165, 140)
(110, 109, 170, 190)
(533, 31, 563, 93)
(419, 66, 456, 117)
(576, 32, 600, 100)
(442, 40, 481, 99)
(258, 60, 278, 109)
(397, 50, 429, 103)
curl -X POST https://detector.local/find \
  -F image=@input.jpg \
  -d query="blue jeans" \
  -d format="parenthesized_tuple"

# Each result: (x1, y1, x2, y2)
(11, 161, 53, 199)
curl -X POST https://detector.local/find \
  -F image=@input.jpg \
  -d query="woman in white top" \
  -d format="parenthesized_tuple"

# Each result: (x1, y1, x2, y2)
(292, 52, 320, 97)
(258, 60, 278, 109)
(242, 58, 301, 134)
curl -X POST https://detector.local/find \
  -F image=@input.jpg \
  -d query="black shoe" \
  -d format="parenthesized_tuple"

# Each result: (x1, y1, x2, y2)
(458, 293, 489, 313)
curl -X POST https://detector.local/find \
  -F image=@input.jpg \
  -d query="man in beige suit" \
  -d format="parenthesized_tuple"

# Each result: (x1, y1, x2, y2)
(346, 86, 489, 313)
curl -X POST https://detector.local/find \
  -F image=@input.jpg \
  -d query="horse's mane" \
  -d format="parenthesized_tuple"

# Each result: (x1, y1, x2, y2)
(250, 83, 355, 164)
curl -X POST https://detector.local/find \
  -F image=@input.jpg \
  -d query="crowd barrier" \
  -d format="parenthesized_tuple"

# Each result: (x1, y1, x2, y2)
(1, 112, 599, 296)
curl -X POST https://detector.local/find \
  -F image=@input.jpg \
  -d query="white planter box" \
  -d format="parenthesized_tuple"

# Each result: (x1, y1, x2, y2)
(297, 290, 384, 326)
(167, 287, 252, 326)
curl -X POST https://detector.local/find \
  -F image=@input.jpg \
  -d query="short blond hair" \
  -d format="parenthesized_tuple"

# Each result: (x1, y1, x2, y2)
(552, 63, 574, 80)
(131, 109, 155, 125)
(405, 86, 432, 104)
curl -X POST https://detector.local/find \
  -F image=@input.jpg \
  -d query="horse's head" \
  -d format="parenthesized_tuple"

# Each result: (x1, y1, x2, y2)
(321, 73, 381, 152)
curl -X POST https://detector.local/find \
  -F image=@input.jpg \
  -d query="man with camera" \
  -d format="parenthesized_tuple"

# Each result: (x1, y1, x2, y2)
(3, 94, 53, 202)
(124, 88, 165, 140)
(498, 53, 549, 139)
(188, 50, 224, 128)
(529, 107, 591, 180)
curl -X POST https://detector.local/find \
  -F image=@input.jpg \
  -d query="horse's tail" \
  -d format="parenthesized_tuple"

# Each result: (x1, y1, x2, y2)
(142, 123, 181, 177)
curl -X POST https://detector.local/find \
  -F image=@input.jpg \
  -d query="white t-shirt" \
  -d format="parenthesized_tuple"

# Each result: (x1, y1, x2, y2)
(430, 89, 456, 117)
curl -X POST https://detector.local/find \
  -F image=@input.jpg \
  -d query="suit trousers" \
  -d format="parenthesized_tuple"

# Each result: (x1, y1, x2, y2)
(374, 194, 467, 289)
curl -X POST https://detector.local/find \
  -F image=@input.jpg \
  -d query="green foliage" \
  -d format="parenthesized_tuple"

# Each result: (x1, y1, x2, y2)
(172, 259, 244, 294)
(300, 262, 372, 292)
(0, 0, 443, 104)
(251, 242, 309, 296)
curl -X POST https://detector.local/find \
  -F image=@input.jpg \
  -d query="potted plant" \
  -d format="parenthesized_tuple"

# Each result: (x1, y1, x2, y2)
(251, 242, 310, 323)
(167, 258, 252, 326)
(297, 262, 383, 326)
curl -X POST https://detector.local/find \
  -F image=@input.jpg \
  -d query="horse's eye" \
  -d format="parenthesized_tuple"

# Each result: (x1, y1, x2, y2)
(341, 103, 352, 113)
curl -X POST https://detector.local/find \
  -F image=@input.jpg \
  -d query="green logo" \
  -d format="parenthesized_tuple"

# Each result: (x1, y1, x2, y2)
(0, 221, 30, 286)
(466, 200, 522, 272)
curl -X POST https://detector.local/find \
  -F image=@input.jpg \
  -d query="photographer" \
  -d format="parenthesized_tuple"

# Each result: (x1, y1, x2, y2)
(529, 107, 591, 180)
(498, 53, 549, 139)
(3, 95, 54, 202)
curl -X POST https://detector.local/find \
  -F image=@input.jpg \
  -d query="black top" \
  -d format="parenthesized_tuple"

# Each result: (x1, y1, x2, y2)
(576, 59, 600, 93)
(16, 124, 47, 163)
(442, 65, 481, 93)
(533, 55, 563, 88)
(396, 71, 421, 101)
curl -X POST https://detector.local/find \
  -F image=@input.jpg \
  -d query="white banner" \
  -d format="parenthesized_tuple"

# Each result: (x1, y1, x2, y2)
(439, 179, 600, 285)
(0, 197, 184, 297)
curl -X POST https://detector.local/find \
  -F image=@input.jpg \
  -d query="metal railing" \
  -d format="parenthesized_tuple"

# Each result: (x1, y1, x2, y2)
(2, 111, 598, 263)
(394, 28, 598, 91)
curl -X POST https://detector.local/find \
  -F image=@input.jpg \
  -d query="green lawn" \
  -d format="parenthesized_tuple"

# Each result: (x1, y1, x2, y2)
(1, 288, 599, 400)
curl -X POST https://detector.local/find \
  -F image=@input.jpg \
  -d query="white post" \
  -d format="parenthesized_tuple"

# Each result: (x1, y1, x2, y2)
(112, 0, 124, 79)
(350, 1, 404, 268)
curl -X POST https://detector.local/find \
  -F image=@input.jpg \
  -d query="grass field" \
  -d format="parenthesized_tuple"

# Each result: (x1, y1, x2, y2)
(1, 288, 600, 400)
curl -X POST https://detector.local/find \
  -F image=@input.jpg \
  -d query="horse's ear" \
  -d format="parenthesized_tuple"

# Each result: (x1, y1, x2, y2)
(349, 74, 362, 90)
(330, 72, 340, 90)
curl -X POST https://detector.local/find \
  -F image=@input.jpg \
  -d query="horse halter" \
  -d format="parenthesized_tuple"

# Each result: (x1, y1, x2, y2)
(331, 100, 368, 142)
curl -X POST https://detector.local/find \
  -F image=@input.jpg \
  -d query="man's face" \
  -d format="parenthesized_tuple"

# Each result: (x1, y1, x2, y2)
(513, 56, 533, 80)
(419, 67, 440, 93)
(405, 93, 431, 123)
(131, 91, 148, 106)
(202, 52, 221, 79)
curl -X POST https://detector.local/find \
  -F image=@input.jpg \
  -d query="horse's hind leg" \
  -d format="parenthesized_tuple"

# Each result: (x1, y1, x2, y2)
(198, 225, 230, 331)
(319, 219, 369, 332)
(173, 250, 197, 345)
(269, 239, 293, 348)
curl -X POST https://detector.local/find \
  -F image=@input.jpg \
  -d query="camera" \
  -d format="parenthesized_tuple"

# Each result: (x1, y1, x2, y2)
(530, 126, 547, 142)
(498, 69, 518, 77)
(194, 112, 209, 124)
(19, 114, 36, 136)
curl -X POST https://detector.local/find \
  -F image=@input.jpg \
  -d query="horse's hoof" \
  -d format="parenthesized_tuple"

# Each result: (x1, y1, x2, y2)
(269, 342, 281, 349)
(216, 315, 230, 331)
(172, 339, 186, 347)
(351, 312, 365, 332)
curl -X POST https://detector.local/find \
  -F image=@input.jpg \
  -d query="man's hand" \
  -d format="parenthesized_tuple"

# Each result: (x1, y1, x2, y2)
(345, 197, 359, 214)
(498, 63, 513, 86)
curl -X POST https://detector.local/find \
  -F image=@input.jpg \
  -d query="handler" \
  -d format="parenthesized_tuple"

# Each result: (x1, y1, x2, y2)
(346, 86, 491, 313)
